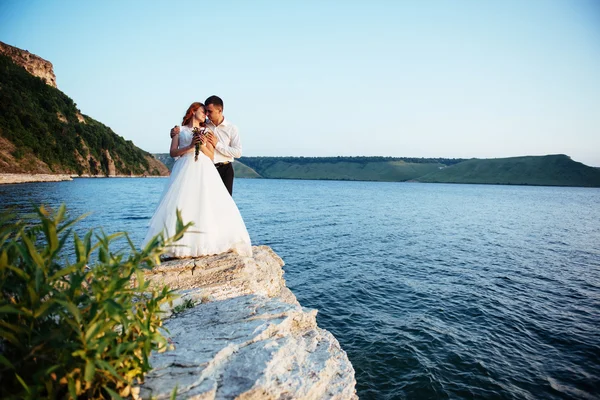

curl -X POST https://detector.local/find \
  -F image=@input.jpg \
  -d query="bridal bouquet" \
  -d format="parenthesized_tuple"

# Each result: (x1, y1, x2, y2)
(192, 126, 206, 162)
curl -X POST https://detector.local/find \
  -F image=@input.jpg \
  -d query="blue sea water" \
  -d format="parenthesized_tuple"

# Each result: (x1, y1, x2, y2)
(1, 178, 599, 399)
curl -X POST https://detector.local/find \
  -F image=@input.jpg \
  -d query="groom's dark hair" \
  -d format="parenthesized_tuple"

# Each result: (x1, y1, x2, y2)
(205, 95, 224, 110)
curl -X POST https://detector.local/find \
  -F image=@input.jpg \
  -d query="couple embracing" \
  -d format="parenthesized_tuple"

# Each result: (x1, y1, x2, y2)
(142, 96, 252, 258)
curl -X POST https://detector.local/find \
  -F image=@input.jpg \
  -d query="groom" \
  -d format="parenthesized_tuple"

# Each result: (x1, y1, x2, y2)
(171, 95, 241, 195)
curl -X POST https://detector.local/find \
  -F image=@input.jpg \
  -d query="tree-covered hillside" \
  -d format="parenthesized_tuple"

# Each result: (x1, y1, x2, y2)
(0, 54, 167, 176)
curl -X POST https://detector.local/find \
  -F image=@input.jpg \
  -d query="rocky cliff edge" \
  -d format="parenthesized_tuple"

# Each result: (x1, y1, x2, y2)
(0, 40, 57, 87)
(138, 246, 357, 399)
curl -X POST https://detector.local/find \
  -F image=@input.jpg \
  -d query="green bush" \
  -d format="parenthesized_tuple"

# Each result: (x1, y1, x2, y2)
(0, 205, 191, 399)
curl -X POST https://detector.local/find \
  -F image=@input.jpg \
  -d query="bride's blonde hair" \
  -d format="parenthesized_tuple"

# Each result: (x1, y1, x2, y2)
(182, 102, 205, 126)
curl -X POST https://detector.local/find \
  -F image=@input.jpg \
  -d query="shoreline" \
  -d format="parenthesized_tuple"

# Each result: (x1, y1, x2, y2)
(0, 173, 73, 185)
(2, 173, 598, 189)
(0, 174, 169, 185)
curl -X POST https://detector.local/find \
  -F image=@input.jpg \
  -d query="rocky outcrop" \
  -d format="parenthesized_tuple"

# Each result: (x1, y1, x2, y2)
(103, 149, 117, 176)
(0, 41, 57, 87)
(56, 112, 68, 123)
(138, 246, 357, 399)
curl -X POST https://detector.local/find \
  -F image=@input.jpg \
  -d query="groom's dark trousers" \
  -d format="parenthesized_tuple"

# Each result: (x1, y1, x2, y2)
(216, 162, 234, 196)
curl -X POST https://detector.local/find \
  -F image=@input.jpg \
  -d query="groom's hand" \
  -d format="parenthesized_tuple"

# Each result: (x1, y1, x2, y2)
(170, 126, 180, 138)
(207, 132, 218, 147)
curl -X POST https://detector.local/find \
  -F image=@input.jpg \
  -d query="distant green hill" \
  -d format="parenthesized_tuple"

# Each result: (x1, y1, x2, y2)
(238, 156, 459, 181)
(153, 155, 461, 181)
(418, 155, 600, 187)
(0, 53, 168, 176)
(152, 154, 600, 187)
(232, 161, 261, 178)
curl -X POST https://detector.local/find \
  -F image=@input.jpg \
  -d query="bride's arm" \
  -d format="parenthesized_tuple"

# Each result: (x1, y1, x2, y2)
(169, 132, 197, 157)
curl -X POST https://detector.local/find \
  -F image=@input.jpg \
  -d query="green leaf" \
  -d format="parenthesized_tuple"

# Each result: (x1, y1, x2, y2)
(0, 250, 8, 269)
(99, 247, 109, 263)
(84, 321, 105, 343)
(103, 386, 125, 400)
(56, 299, 82, 324)
(6, 263, 31, 281)
(124, 232, 137, 252)
(0, 304, 23, 314)
(57, 227, 71, 252)
(57, 212, 89, 234)
(68, 376, 77, 399)
(54, 204, 67, 225)
(28, 284, 40, 305)
(62, 316, 81, 332)
(95, 359, 121, 380)
(104, 299, 124, 317)
(15, 373, 30, 394)
(71, 349, 87, 358)
(170, 385, 179, 400)
(33, 299, 55, 318)
(98, 231, 125, 246)
(0, 320, 25, 334)
(42, 364, 62, 376)
(48, 264, 79, 282)
(0, 353, 15, 369)
(84, 359, 96, 382)
(41, 214, 59, 253)
(175, 209, 184, 237)
(21, 234, 45, 267)
(0, 328, 20, 345)
(84, 229, 93, 257)
(74, 233, 86, 264)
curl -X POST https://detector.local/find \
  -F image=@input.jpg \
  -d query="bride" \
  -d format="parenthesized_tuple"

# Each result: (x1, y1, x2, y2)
(143, 102, 252, 258)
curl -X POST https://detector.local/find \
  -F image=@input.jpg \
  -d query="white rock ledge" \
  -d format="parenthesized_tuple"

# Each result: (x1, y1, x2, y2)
(139, 246, 357, 400)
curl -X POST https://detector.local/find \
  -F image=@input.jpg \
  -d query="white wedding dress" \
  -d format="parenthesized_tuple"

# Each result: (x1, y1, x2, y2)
(143, 126, 252, 258)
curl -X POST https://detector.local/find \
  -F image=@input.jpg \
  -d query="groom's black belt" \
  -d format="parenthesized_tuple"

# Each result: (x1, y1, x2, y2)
(214, 161, 231, 168)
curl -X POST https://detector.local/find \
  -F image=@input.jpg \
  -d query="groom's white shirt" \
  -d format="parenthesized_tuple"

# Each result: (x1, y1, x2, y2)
(207, 118, 241, 164)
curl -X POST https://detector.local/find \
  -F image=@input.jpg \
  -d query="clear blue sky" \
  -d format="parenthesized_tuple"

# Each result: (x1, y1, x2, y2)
(1, 0, 599, 166)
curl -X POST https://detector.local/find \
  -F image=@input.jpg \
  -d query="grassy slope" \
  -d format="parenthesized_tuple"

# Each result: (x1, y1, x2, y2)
(255, 160, 444, 181)
(238, 157, 456, 181)
(233, 162, 261, 178)
(418, 155, 600, 187)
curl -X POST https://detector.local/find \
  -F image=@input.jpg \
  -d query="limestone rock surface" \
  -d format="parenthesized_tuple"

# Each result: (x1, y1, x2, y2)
(139, 246, 357, 399)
